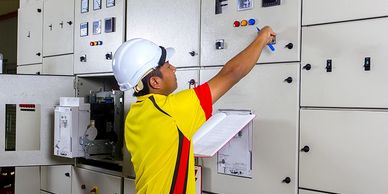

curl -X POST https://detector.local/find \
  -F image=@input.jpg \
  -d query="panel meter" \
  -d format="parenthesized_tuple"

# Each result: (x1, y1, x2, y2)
(81, 0, 89, 13)
(106, 0, 115, 8)
(104, 17, 115, 33)
(92, 20, 102, 35)
(262, 0, 280, 7)
(237, 0, 253, 11)
(93, 0, 101, 10)
(80, 22, 88, 37)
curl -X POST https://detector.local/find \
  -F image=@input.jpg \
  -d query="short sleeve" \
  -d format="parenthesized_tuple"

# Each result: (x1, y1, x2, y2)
(166, 83, 213, 138)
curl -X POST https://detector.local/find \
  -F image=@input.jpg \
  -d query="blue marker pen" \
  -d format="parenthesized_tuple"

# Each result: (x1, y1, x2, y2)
(256, 27, 275, 52)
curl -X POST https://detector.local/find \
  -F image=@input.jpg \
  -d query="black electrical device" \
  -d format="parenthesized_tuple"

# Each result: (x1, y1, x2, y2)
(262, 0, 280, 7)
(215, 0, 228, 14)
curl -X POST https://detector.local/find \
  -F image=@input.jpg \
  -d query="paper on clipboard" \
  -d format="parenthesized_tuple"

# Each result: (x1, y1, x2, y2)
(193, 111, 255, 157)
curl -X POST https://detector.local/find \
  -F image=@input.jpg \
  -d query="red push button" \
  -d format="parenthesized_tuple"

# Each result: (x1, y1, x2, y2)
(233, 21, 240, 27)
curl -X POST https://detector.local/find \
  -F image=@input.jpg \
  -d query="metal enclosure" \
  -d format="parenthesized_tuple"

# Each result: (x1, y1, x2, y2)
(301, 18, 388, 108)
(0, 75, 75, 166)
(124, 178, 136, 194)
(42, 0, 74, 57)
(302, 0, 388, 25)
(127, 0, 201, 67)
(300, 109, 388, 194)
(17, 64, 42, 74)
(16, 104, 41, 151)
(17, 0, 43, 66)
(71, 166, 122, 194)
(175, 68, 200, 92)
(199, 64, 299, 194)
(40, 165, 72, 194)
(299, 190, 321, 194)
(14, 166, 40, 194)
(42, 54, 74, 75)
(74, 0, 126, 74)
(201, 0, 301, 66)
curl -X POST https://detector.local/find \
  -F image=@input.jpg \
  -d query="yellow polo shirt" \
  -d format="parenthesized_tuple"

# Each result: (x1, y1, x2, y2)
(125, 83, 212, 194)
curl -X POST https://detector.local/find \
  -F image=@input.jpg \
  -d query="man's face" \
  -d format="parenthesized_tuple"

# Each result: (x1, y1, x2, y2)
(159, 62, 177, 94)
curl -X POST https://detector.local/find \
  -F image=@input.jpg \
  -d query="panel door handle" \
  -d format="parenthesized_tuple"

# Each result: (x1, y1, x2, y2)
(301, 145, 310, 152)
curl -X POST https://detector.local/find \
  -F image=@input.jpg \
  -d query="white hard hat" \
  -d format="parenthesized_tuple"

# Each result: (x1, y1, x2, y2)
(112, 38, 175, 91)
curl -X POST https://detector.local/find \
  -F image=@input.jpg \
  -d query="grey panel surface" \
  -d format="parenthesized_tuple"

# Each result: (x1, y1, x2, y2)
(127, 0, 201, 68)
(0, 75, 75, 166)
(17, 1, 43, 65)
(74, 0, 125, 74)
(199, 64, 299, 194)
(201, 0, 301, 66)
(303, 0, 388, 25)
(301, 18, 388, 108)
(300, 109, 388, 194)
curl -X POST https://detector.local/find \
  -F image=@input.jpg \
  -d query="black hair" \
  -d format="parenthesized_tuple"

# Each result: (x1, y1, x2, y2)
(133, 67, 163, 97)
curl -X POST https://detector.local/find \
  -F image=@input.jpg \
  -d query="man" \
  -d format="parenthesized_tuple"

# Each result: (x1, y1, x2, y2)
(112, 26, 276, 194)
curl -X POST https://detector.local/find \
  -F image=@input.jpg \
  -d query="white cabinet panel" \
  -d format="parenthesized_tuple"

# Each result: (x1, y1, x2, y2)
(72, 167, 121, 194)
(300, 109, 388, 194)
(201, 0, 301, 66)
(0, 75, 75, 166)
(17, 64, 42, 75)
(127, 0, 200, 67)
(176, 68, 199, 93)
(43, 55, 74, 75)
(17, 1, 43, 65)
(199, 64, 299, 194)
(303, 0, 388, 25)
(15, 166, 40, 194)
(299, 190, 324, 194)
(301, 18, 388, 108)
(74, 0, 126, 74)
(41, 165, 72, 194)
(123, 178, 136, 194)
(43, 0, 74, 56)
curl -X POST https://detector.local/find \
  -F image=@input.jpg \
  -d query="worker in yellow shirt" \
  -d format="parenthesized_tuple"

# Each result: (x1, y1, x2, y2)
(112, 26, 276, 194)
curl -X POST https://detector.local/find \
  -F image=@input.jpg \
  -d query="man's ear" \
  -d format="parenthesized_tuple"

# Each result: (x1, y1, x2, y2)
(149, 76, 163, 89)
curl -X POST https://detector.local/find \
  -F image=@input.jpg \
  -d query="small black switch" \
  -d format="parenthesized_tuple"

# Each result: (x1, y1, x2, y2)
(364, 57, 371, 71)
(105, 52, 113, 60)
(326, 59, 332, 72)
(285, 43, 293, 49)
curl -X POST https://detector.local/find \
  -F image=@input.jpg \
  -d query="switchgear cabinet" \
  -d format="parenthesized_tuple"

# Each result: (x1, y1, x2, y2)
(127, 0, 201, 68)
(200, 64, 299, 194)
(201, 0, 301, 66)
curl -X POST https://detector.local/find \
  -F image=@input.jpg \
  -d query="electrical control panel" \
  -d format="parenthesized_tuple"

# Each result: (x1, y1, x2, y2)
(201, 0, 301, 66)
(74, 0, 125, 74)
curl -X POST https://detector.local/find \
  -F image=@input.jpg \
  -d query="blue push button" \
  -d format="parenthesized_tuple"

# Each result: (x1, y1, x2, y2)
(248, 19, 256, 25)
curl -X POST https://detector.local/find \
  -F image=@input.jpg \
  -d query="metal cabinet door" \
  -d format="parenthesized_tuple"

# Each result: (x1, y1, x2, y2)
(300, 109, 388, 194)
(42, 54, 74, 75)
(0, 75, 75, 167)
(199, 63, 299, 194)
(303, 0, 388, 25)
(72, 167, 121, 194)
(40, 165, 72, 194)
(201, 0, 301, 66)
(299, 190, 323, 194)
(74, 0, 126, 74)
(17, 1, 43, 66)
(15, 166, 40, 194)
(301, 18, 388, 108)
(176, 68, 200, 92)
(127, 0, 200, 68)
(43, 0, 74, 57)
(123, 178, 136, 194)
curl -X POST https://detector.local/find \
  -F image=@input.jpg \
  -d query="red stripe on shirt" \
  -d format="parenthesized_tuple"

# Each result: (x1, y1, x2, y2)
(172, 133, 191, 194)
(194, 83, 213, 120)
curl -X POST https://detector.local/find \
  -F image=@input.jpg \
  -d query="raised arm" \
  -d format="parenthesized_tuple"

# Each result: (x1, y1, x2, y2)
(207, 26, 276, 104)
